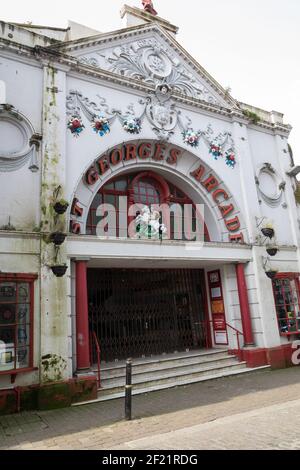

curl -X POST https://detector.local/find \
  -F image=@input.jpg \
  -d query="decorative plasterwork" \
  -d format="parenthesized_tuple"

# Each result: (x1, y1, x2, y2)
(66, 86, 237, 167)
(78, 36, 222, 105)
(0, 37, 292, 136)
(0, 105, 41, 172)
(255, 163, 286, 208)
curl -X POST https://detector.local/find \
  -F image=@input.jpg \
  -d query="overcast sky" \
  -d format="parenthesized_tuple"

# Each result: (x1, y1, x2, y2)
(1, 0, 299, 162)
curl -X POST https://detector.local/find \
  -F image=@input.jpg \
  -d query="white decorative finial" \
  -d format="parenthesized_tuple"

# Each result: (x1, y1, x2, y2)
(141, 0, 158, 16)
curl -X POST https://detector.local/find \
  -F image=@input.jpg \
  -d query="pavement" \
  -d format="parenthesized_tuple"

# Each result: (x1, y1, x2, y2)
(1, 367, 300, 450)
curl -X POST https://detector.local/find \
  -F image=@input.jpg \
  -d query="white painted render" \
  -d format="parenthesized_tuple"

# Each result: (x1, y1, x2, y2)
(0, 7, 299, 389)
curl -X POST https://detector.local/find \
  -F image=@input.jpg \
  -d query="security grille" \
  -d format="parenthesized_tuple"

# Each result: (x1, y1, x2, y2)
(88, 269, 208, 362)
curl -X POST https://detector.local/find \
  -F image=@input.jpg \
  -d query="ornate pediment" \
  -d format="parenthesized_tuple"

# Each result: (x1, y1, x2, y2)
(59, 24, 235, 108)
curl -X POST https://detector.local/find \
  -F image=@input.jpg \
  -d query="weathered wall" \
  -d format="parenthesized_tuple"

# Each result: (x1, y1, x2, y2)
(39, 65, 70, 383)
(0, 57, 42, 230)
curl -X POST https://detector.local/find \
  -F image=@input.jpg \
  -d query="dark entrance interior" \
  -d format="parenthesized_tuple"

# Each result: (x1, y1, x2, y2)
(88, 269, 209, 362)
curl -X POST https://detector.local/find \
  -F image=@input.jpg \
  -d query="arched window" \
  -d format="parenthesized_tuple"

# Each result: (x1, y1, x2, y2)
(133, 178, 160, 205)
(86, 171, 210, 241)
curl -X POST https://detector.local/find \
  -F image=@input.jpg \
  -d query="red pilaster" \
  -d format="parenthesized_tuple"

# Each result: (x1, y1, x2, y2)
(235, 264, 254, 346)
(75, 260, 91, 371)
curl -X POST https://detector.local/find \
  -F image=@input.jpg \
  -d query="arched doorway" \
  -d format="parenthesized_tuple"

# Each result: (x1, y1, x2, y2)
(87, 170, 211, 362)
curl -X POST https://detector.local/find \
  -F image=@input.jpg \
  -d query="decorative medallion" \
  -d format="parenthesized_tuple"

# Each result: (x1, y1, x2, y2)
(0, 105, 41, 172)
(145, 84, 178, 140)
(143, 48, 172, 79)
(255, 163, 286, 207)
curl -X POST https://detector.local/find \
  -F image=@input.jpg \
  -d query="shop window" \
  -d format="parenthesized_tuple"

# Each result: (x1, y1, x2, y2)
(0, 275, 35, 372)
(272, 274, 300, 336)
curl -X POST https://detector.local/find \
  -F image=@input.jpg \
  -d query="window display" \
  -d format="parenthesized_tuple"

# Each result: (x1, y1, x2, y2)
(0, 279, 32, 371)
(272, 275, 300, 335)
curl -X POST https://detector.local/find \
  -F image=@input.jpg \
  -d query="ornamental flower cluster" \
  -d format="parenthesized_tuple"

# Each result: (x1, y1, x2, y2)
(182, 129, 200, 147)
(225, 151, 236, 168)
(123, 117, 142, 134)
(209, 143, 223, 159)
(67, 117, 85, 137)
(92, 116, 110, 137)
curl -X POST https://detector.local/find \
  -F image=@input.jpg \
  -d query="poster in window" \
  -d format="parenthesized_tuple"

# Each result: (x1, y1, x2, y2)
(212, 314, 226, 330)
(0, 283, 16, 301)
(0, 351, 12, 364)
(211, 300, 224, 314)
(214, 331, 228, 345)
(209, 272, 219, 284)
(211, 287, 221, 299)
(0, 342, 15, 370)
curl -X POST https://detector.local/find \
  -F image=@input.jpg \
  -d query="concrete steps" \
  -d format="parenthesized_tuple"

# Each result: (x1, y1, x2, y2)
(72, 349, 270, 405)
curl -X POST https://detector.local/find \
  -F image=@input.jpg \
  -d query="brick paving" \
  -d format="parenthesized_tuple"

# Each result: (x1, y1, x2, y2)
(1, 367, 300, 450)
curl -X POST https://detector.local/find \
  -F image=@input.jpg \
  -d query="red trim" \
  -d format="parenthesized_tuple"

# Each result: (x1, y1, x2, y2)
(235, 264, 254, 345)
(0, 274, 38, 281)
(29, 281, 34, 367)
(0, 367, 38, 383)
(228, 344, 300, 369)
(207, 270, 229, 346)
(274, 272, 300, 279)
(75, 261, 91, 371)
(202, 271, 212, 348)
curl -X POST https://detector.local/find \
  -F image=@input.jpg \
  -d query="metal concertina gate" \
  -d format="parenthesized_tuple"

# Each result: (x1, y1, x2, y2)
(88, 269, 208, 362)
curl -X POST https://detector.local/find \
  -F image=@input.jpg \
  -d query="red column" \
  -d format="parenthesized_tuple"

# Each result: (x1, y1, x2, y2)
(76, 260, 91, 371)
(235, 264, 255, 346)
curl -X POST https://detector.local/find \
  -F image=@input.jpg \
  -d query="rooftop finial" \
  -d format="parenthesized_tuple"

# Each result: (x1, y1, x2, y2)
(141, 0, 158, 16)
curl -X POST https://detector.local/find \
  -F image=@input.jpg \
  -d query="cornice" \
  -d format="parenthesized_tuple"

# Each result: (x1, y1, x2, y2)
(0, 35, 292, 136)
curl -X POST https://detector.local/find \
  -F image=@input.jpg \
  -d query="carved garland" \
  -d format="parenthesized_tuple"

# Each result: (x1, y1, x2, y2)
(66, 86, 237, 169)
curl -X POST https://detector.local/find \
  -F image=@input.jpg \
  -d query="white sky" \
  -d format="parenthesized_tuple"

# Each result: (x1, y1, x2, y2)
(1, 0, 299, 162)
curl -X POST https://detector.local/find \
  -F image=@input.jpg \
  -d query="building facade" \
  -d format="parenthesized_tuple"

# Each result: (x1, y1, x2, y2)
(0, 4, 300, 413)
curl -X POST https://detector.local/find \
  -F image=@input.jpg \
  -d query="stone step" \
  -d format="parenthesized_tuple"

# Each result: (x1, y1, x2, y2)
(72, 365, 271, 406)
(93, 349, 229, 377)
(99, 355, 239, 383)
(98, 361, 248, 396)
